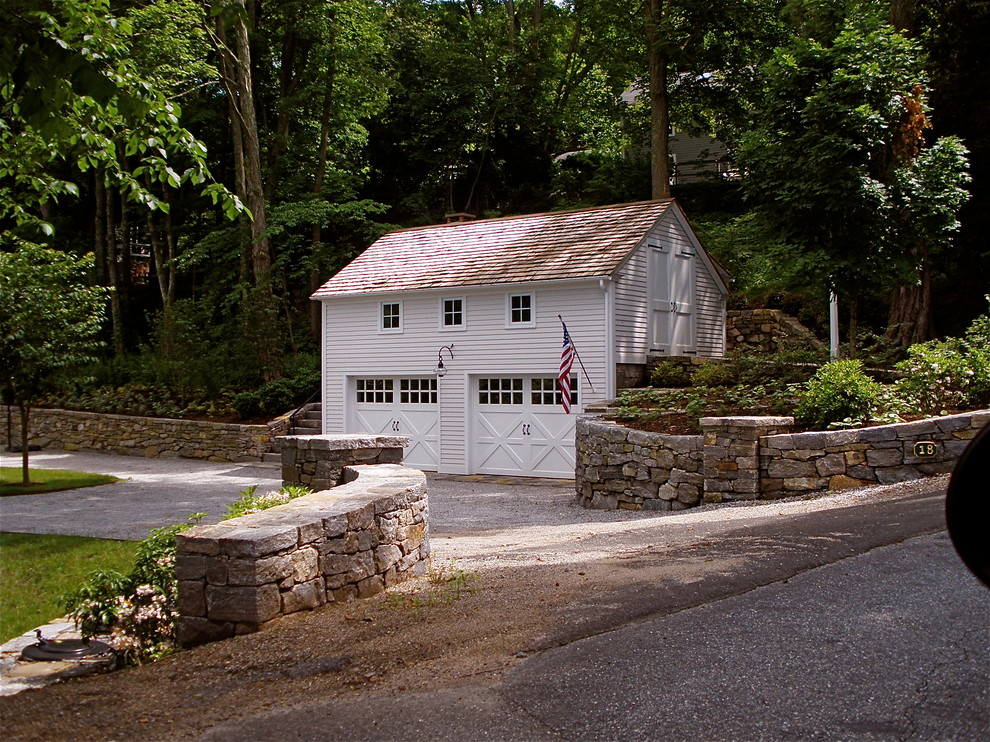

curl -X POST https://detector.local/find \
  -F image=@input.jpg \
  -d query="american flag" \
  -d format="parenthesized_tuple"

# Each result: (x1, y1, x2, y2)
(558, 323, 575, 413)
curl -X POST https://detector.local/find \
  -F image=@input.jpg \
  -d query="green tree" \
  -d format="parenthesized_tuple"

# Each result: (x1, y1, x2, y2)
(0, 0, 239, 233)
(0, 245, 108, 484)
(737, 15, 969, 349)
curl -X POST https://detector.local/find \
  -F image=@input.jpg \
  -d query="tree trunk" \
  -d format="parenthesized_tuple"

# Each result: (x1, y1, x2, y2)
(102, 178, 125, 355)
(230, 3, 272, 286)
(18, 401, 30, 485)
(886, 241, 932, 347)
(311, 12, 338, 343)
(847, 296, 859, 360)
(646, 0, 671, 199)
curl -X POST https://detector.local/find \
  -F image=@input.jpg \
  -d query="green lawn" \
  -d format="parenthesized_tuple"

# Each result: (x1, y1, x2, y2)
(0, 533, 138, 643)
(0, 467, 122, 497)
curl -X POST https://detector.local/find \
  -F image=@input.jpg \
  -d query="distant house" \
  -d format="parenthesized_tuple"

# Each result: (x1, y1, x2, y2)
(312, 199, 729, 478)
(669, 130, 736, 184)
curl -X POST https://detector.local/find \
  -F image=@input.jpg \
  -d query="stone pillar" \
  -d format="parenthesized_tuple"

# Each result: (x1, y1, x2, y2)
(701, 416, 794, 502)
(279, 435, 409, 490)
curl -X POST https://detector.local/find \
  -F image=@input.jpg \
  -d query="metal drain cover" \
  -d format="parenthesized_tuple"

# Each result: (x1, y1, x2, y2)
(20, 634, 113, 662)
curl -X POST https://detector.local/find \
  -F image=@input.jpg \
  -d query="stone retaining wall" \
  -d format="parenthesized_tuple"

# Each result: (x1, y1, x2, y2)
(576, 410, 987, 510)
(0, 405, 282, 462)
(575, 418, 703, 510)
(725, 308, 823, 353)
(175, 464, 429, 647)
(279, 435, 408, 490)
(758, 410, 989, 498)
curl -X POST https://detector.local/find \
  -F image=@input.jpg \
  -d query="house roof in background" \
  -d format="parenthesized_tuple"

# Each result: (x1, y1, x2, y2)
(313, 199, 680, 297)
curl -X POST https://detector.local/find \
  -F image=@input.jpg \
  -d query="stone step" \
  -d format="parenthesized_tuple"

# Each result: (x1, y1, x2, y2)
(295, 418, 321, 429)
(261, 452, 281, 464)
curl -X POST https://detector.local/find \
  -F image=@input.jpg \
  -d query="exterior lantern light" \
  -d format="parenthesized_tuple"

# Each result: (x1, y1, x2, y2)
(435, 344, 454, 377)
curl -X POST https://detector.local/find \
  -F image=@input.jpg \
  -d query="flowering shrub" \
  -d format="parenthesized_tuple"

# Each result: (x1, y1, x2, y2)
(63, 519, 198, 665)
(64, 484, 312, 665)
(894, 339, 975, 415)
(895, 304, 990, 414)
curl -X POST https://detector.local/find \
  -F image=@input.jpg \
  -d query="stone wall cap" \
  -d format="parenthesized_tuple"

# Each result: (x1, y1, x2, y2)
(281, 434, 410, 450)
(700, 416, 795, 427)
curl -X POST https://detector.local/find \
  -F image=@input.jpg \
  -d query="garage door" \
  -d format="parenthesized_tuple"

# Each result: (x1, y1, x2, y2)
(351, 377, 439, 470)
(471, 375, 577, 478)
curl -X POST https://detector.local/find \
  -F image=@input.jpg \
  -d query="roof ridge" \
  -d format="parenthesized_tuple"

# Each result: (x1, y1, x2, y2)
(385, 198, 676, 236)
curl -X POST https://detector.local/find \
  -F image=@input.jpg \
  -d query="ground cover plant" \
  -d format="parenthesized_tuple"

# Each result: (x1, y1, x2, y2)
(0, 534, 138, 643)
(610, 310, 989, 434)
(0, 468, 122, 497)
(63, 484, 312, 665)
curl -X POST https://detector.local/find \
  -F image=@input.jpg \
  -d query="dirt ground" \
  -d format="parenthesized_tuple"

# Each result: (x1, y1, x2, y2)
(0, 476, 946, 741)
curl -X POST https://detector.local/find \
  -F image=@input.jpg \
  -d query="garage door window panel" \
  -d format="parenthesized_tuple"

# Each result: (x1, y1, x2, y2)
(479, 378, 524, 405)
(356, 379, 393, 403)
(399, 378, 438, 404)
(531, 376, 578, 407)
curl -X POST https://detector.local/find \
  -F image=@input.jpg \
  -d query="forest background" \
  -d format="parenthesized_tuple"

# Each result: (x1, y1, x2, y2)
(1, 0, 987, 423)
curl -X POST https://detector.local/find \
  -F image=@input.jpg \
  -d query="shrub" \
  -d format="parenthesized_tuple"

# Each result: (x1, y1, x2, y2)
(64, 518, 200, 665)
(794, 360, 886, 427)
(650, 361, 689, 387)
(895, 339, 980, 414)
(65, 484, 312, 666)
(232, 391, 262, 419)
(690, 361, 733, 388)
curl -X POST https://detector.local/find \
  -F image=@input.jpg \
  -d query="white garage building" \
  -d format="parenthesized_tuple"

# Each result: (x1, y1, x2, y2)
(312, 199, 729, 478)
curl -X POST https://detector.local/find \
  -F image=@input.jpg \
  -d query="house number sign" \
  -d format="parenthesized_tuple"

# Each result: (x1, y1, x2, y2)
(913, 441, 938, 458)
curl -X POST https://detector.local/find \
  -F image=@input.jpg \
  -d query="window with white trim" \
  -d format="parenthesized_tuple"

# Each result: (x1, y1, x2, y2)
(442, 297, 464, 328)
(399, 378, 438, 404)
(356, 379, 393, 403)
(508, 293, 533, 326)
(478, 378, 524, 405)
(381, 302, 402, 332)
(531, 376, 578, 406)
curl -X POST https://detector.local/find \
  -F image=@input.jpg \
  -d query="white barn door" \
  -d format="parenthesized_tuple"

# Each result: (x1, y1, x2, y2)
(649, 244, 696, 355)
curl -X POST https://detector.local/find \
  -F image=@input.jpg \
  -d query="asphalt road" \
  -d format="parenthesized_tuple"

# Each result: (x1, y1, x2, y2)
(198, 529, 988, 742)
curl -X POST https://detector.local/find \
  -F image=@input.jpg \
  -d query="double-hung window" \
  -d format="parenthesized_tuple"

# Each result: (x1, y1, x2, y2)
(442, 297, 464, 329)
(380, 301, 402, 332)
(508, 293, 534, 327)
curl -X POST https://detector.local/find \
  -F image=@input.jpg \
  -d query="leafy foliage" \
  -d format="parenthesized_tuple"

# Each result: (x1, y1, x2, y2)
(64, 517, 201, 665)
(793, 361, 888, 428)
(737, 14, 970, 321)
(65, 482, 314, 665)
(893, 301, 990, 413)
(0, 0, 239, 232)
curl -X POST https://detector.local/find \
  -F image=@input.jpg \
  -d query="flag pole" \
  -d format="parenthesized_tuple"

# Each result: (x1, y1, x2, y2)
(558, 315, 597, 393)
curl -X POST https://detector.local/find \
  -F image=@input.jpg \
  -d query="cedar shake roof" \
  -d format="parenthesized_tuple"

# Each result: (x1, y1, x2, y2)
(313, 199, 679, 297)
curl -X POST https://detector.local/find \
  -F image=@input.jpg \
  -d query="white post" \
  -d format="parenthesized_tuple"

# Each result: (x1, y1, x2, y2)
(829, 290, 840, 360)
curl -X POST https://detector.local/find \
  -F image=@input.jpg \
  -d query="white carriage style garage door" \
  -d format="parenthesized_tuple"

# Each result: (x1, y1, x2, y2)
(471, 375, 578, 478)
(351, 377, 439, 470)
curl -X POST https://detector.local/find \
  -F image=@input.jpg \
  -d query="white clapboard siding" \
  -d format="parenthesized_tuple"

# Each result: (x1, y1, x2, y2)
(320, 279, 607, 475)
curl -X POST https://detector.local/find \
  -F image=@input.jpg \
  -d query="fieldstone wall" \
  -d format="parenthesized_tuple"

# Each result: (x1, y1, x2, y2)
(0, 406, 282, 462)
(759, 410, 989, 498)
(279, 435, 408, 490)
(577, 410, 987, 509)
(701, 416, 794, 502)
(725, 309, 823, 353)
(575, 418, 703, 511)
(175, 464, 429, 647)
